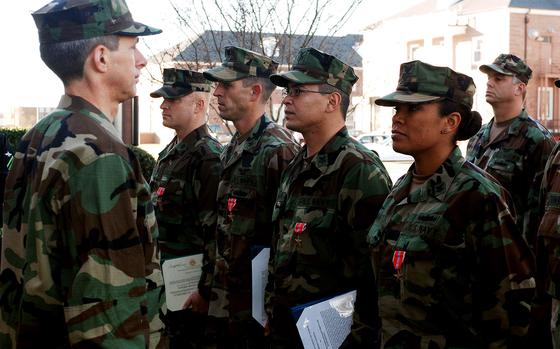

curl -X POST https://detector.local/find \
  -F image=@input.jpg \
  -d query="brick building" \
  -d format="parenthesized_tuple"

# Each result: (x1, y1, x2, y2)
(361, 0, 560, 135)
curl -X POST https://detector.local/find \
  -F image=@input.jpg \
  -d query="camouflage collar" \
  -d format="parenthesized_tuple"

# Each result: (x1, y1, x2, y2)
(396, 147, 465, 204)
(159, 125, 211, 160)
(234, 114, 273, 153)
(57, 94, 120, 140)
(480, 109, 529, 144)
(303, 127, 349, 174)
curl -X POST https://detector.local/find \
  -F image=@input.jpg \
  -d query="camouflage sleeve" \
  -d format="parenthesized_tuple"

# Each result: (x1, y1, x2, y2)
(0, 148, 164, 348)
(262, 142, 298, 244)
(468, 192, 535, 348)
(196, 153, 223, 300)
(537, 146, 560, 300)
(339, 159, 391, 348)
(524, 135, 556, 248)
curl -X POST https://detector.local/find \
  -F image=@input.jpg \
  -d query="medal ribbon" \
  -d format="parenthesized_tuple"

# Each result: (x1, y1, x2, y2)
(294, 222, 307, 235)
(156, 187, 166, 197)
(392, 250, 406, 271)
(227, 197, 237, 213)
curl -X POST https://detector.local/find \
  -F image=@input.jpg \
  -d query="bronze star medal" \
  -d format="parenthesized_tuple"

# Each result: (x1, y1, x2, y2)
(156, 187, 165, 208)
(392, 250, 406, 280)
(293, 222, 307, 247)
(225, 197, 236, 224)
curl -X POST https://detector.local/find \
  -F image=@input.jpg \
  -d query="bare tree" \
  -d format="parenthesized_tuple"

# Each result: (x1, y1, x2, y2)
(144, 0, 364, 132)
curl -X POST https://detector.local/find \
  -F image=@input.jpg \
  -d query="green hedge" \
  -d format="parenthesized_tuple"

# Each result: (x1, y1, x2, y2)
(129, 146, 156, 180)
(0, 127, 156, 180)
(1, 128, 27, 153)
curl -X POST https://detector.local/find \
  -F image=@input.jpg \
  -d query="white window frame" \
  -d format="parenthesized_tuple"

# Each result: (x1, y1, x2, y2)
(537, 86, 554, 121)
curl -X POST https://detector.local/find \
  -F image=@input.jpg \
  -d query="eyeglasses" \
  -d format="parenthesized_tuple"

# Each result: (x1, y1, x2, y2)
(282, 86, 329, 97)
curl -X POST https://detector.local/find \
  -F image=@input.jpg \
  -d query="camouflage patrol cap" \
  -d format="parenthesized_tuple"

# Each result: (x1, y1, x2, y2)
(203, 46, 279, 82)
(32, 0, 162, 44)
(479, 54, 532, 84)
(270, 47, 358, 95)
(150, 69, 211, 99)
(375, 60, 476, 109)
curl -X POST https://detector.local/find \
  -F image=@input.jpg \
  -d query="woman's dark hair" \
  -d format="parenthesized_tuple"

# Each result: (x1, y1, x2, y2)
(438, 99, 482, 141)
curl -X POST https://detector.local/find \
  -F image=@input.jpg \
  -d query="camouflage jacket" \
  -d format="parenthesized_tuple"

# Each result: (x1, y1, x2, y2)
(538, 142, 560, 299)
(207, 115, 299, 322)
(149, 126, 222, 260)
(268, 128, 392, 347)
(368, 147, 535, 349)
(0, 95, 165, 349)
(466, 110, 556, 249)
(536, 142, 560, 342)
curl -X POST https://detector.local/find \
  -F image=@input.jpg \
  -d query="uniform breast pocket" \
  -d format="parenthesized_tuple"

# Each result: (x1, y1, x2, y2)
(226, 188, 257, 237)
(290, 204, 336, 262)
(391, 215, 448, 290)
(487, 151, 522, 184)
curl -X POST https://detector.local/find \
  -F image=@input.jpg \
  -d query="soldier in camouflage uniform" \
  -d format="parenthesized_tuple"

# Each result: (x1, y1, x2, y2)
(149, 68, 223, 348)
(466, 54, 555, 347)
(536, 78, 560, 349)
(266, 47, 392, 348)
(368, 60, 536, 348)
(466, 54, 556, 251)
(0, 1, 165, 348)
(200, 46, 299, 348)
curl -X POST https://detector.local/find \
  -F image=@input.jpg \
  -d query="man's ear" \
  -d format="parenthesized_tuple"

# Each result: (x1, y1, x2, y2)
(514, 82, 526, 97)
(90, 45, 110, 73)
(325, 91, 342, 113)
(250, 83, 262, 102)
(195, 96, 205, 113)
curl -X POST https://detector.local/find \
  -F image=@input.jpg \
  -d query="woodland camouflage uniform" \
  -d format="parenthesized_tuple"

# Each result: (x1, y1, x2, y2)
(369, 60, 536, 349)
(202, 46, 300, 348)
(466, 54, 556, 250)
(149, 68, 222, 348)
(0, 1, 164, 348)
(266, 47, 392, 348)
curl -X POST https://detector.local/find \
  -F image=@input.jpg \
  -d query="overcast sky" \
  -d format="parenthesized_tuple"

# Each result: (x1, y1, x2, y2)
(0, 0, 420, 109)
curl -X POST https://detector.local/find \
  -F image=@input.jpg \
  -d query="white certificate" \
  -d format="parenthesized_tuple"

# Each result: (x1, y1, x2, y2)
(295, 290, 357, 349)
(251, 247, 270, 327)
(162, 254, 203, 312)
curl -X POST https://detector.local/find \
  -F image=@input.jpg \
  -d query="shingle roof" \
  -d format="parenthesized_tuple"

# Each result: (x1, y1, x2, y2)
(509, 0, 560, 10)
(173, 30, 363, 67)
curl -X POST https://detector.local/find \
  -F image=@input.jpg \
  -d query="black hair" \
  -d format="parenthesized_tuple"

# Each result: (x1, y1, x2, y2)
(242, 76, 277, 103)
(318, 84, 350, 119)
(40, 35, 119, 85)
(438, 99, 482, 141)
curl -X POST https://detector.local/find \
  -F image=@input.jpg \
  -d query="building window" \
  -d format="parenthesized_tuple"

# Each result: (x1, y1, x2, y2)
(407, 40, 423, 60)
(473, 39, 482, 63)
(538, 86, 554, 121)
(432, 37, 444, 46)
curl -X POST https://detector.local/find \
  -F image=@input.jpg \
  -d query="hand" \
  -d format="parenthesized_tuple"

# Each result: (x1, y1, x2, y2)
(183, 291, 209, 314)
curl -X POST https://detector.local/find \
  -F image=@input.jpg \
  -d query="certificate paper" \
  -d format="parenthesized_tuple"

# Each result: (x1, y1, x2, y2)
(294, 290, 357, 349)
(251, 247, 270, 327)
(162, 254, 203, 312)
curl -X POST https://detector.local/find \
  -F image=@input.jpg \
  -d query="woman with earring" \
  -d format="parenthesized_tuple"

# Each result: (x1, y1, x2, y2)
(367, 61, 535, 349)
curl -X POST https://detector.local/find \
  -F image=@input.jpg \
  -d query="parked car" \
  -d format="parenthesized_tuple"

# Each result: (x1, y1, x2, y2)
(356, 133, 413, 162)
(370, 138, 414, 162)
(355, 133, 390, 146)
